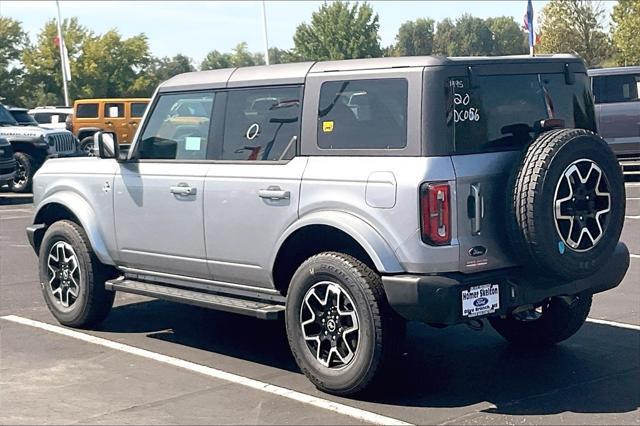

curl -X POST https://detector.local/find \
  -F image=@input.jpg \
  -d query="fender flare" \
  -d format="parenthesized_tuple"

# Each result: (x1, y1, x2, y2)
(77, 128, 102, 141)
(33, 191, 115, 265)
(271, 210, 404, 274)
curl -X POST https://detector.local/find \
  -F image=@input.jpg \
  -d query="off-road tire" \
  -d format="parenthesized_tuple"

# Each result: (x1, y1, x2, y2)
(80, 137, 94, 156)
(285, 252, 403, 396)
(489, 294, 592, 346)
(10, 152, 34, 193)
(508, 128, 625, 280)
(39, 220, 116, 328)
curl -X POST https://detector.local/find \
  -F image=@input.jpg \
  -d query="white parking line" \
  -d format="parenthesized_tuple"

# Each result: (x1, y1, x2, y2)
(0, 215, 32, 220)
(0, 315, 412, 426)
(630, 254, 640, 259)
(0, 208, 32, 213)
(586, 318, 640, 331)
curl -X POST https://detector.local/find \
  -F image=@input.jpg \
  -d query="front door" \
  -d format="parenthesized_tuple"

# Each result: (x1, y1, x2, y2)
(114, 90, 216, 278)
(204, 86, 305, 288)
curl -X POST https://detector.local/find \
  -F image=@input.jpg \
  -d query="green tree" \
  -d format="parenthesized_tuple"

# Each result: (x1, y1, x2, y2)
(538, 0, 611, 67)
(450, 14, 494, 56)
(486, 16, 527, 55)
(75, 30, 155, 98)
(394, 18, 435, 56)
(611, 0, 640, 66)
(200, 50, 233, 70)
(433, 18, 456, 55)
(0, 17, 29, 106)
(268, 47, 299, 64)
(152, 54, 195, 83)
(21, 17, 91, 106)
(292, 2, 381, 60)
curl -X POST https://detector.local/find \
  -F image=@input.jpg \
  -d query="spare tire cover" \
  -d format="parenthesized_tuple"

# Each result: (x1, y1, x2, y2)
(508, 128, 625, 280)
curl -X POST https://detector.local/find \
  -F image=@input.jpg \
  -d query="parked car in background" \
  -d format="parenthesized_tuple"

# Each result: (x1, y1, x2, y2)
(8, 107, 40, 126)
(28, 106, 74, 131)
(589, 67, 640, 157)
(0, 103, 78, 192)
(70, 98, 149, 154)
(0, 137, 16, 188)
(28, 55, 628, 395)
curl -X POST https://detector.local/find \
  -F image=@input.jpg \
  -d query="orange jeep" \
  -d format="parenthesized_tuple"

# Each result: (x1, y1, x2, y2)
(70, 98, 150, 154)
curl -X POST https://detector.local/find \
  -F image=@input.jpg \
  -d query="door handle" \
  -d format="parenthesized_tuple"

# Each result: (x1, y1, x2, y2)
(258, 186, 290, 200)
(470, 183, 484, 235)
(170, 183, 196, 196)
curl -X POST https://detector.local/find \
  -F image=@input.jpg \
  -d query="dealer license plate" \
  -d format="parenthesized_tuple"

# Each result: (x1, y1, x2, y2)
(461, 284, 500, 318)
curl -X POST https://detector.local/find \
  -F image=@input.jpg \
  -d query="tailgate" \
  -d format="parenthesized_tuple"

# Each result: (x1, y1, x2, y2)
(452, 151, 520, 273)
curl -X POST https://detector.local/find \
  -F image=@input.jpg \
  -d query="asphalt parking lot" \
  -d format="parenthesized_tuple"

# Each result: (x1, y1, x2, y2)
(1, 183, 638, 425)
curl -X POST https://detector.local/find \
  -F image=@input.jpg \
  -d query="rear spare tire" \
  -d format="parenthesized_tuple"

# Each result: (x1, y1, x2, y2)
(508, 128, 625, 280)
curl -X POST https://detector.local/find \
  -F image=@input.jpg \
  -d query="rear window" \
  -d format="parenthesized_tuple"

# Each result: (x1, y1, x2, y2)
(592, 73, 640, 104)
(130, 102, 148, 118)
(448, 73, 596, 154)
(34, 112, 67, 124)
(317, 79, 407, 150)
(76, 103, 99, 118)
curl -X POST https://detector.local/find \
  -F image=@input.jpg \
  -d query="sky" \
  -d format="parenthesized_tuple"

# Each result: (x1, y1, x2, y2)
(0, 1, 616, 66)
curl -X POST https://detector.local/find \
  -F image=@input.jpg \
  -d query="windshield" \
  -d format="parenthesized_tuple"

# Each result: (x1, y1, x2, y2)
(11, 110, 38, 125)
(0, 105, 18, 125)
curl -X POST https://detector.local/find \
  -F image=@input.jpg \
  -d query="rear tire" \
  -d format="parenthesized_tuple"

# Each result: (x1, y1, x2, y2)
(10, 152, 34, 193)
(489, 294, 592, 347)
(285, 252, 403, 396)
(39, 220, 116, 328)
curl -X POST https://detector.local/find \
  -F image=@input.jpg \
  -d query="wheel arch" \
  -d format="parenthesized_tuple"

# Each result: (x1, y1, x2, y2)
(270, 211, 403, 295)
(31, 194, 114, 265)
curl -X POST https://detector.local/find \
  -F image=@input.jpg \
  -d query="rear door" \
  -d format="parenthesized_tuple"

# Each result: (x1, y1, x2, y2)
(104, 102, 128, 143)
(203, 86, 305, 288)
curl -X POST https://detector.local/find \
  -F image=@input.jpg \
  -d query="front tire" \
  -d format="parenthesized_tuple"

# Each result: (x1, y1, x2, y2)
(489, 294, 592, 347)
(285, 252, 402, 396)
(80, 137, 95, 156)
(39, 220, 116, 328)
(10, 152, 34, 193)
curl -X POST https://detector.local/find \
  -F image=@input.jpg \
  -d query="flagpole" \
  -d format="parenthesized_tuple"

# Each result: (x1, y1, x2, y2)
(55, 0, 70, 106)
(261, 0, 270, 65)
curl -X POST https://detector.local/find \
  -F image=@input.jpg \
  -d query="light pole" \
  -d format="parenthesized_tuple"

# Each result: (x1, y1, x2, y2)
(261, 0, 270, 65)
(55, 1, 70, 106)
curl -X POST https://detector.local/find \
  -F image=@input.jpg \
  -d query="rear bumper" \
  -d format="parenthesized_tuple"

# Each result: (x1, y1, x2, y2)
(382, 242, 630, 325)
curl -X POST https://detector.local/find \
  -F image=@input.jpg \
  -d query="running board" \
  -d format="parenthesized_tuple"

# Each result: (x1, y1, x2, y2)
(105, 278, 285, 320)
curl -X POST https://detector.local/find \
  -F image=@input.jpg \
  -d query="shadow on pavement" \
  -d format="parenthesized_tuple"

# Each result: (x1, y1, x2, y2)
(0, 191, 33, 206)
(100, 298, 639, 417)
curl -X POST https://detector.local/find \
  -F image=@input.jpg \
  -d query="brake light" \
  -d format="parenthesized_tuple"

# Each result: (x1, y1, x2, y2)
(420, 183, 451, 245)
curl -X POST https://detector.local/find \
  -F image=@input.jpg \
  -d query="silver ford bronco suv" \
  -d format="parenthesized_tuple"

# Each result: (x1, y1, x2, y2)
(28, 55, 630, 396)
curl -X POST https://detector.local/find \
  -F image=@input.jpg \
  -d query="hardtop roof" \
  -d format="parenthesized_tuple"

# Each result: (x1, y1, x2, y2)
(158, 54, 584, 92)
(588, 66, 640, 76)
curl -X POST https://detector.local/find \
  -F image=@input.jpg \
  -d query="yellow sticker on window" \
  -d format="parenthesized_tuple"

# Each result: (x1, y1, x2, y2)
(322, 121, 334, 133)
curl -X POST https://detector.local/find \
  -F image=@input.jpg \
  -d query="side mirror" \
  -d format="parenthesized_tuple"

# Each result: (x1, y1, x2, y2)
(94, 131, 120, 159)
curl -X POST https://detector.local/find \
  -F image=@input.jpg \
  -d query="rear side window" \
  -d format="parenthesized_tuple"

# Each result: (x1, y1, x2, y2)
(317, 79, 407, 150)
(221, 86, 301, 161)
(76, 103, 99, 118)
(130, 102, 148, 118)
(137, 92, 214, 160)
(541, 73, 596, 131)
(105, 103, 125, 118)
(448, 73, 596, 154)
(592, 74, 640, 104)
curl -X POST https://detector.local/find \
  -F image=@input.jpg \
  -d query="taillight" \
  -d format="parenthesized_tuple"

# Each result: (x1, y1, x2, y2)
(420, 182, 451, 245)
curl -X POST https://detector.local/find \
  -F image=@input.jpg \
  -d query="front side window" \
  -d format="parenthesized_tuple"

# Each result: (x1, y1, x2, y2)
(317, 79, 408, 150)
(76, 103, 99, 118)
(593, 74, 640, 104)
(105, 103, 125, 118)
(221, 86, 301, 161)
(130, 102, 148, 118)
(137, 92, 214, 160)
(0, 105, 17, 124)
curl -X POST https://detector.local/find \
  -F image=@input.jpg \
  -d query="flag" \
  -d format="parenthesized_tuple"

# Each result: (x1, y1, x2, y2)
(525, 0, 535, 52)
